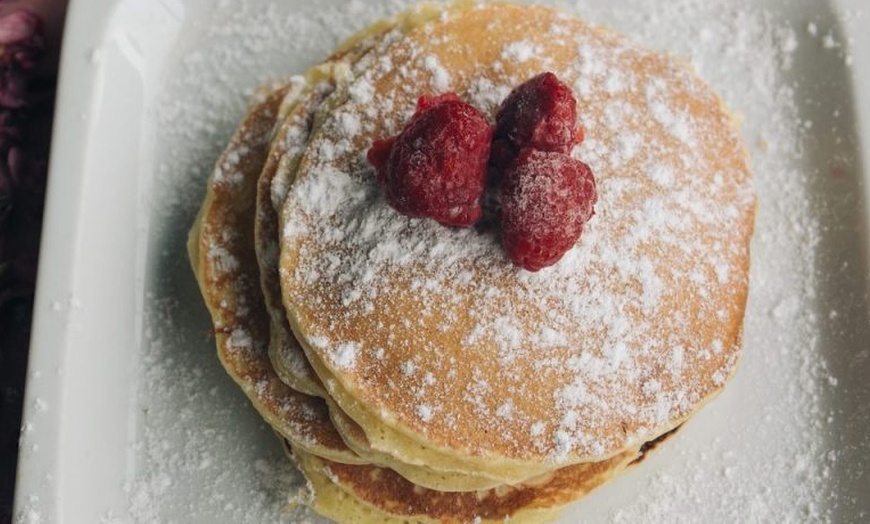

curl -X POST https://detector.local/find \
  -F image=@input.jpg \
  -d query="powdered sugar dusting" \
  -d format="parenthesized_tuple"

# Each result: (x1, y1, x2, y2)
(502, 40, 540, 62)
(331, 341, 361, 370)
(423, 55, 451, 92)
(128, 297, 304, 524)
(417, 404, 435, 423)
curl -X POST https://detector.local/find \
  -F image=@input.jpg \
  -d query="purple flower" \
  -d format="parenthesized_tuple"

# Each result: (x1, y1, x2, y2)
(0, 10, 44, 68)
(0, 8, 47, 310)
(0, 10, 44, 109)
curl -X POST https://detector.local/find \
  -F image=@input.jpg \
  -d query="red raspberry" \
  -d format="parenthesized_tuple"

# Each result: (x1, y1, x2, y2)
(495, 72, 579, 155)
(500, 148, 597, 271)
(367, 95, 463, 174)
(367, 94, 492, 227)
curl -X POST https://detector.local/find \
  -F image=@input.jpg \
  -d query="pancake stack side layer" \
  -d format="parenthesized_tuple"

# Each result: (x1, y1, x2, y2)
(188, 2, 755, 522)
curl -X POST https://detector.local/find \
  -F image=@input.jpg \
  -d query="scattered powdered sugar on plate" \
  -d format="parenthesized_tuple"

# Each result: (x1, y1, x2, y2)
(125, 295, 308, 523)
(129, 0, 869, 522)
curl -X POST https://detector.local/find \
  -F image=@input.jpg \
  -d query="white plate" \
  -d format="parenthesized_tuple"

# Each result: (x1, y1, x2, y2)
(14, 0, 870, 522)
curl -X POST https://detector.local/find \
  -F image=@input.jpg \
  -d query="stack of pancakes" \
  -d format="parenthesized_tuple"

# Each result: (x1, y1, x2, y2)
(188, 2, 755, 522)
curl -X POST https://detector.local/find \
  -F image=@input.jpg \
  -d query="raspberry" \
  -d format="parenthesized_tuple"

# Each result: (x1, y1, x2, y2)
(367, 94, 492, 227)
(500, 148, 597, 271)
(495, 72, 579, 154)
(367, 95, 463, 174)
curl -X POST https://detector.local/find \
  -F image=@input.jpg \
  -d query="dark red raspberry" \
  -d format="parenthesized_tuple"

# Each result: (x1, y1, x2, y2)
(500, 148, 597, 271)
(366, 94, 492, 227)
(495, 72, 579, 154)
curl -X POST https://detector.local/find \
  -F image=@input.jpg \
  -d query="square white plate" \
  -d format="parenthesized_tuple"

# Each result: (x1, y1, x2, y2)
(14, 0, 870, 522)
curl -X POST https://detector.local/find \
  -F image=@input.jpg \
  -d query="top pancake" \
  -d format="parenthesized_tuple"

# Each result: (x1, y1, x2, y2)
(279, 2, 754, 467)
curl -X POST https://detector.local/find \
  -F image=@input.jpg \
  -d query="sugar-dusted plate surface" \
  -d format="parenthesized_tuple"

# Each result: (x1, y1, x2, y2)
(15, 0, 870, 522)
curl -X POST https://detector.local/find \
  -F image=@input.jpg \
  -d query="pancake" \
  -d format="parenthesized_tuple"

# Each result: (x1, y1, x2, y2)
(278, 1, 754, 481)
(287, 441, 639, 523)
(324, 389, 513, 491)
